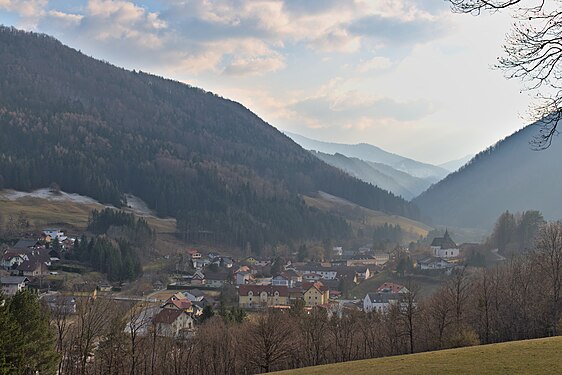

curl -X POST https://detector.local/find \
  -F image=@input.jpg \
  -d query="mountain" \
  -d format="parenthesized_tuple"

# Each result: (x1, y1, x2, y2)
(285, 131, 449, 180)
(0, 26, 421, 249)
(438, 154, 473, 172)
(311, 151, 436, 200)
(414, 121, 562, 229)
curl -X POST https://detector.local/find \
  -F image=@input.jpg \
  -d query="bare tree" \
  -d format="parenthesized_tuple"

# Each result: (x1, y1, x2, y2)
(448, 0, 562, 148)
(533, 222, 562, 334)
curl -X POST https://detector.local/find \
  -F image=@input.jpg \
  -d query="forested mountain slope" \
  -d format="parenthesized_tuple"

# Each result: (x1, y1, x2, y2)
(414, 121, 562, 229)
(0, 27, 420, 249)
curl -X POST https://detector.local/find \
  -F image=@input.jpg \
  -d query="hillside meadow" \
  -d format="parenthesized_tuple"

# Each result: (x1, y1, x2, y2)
(275, 336, 562, 375)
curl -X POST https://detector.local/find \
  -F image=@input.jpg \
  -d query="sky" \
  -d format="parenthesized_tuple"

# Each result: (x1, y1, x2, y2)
(0, 0, 535, 164)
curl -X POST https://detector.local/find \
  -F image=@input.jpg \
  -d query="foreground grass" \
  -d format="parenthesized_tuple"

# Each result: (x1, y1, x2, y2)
(276, 336, 562, 375)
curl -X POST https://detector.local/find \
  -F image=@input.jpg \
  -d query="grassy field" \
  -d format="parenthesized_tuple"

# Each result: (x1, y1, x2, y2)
(350, 270, 443, 299)
(303, 192, 432, 242)
(277, 336, 562, 375)
(0, 194, 176, 234)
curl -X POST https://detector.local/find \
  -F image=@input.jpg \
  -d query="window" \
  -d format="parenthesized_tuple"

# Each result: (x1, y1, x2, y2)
(248, 291, 253, 297)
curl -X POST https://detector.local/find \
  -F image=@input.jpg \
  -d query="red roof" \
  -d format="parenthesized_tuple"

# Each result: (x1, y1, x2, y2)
(164, 299, 192, 310)
(238, 285, 288, 297)
(377, 282, 406, 293)
(153, 309, 185, 325)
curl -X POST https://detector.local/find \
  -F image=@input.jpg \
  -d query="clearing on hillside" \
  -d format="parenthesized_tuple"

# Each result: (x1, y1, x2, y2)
(275, 336, 562, 375)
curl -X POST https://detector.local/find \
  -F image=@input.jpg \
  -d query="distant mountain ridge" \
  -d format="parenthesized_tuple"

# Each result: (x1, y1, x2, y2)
(285, 131, 448, 180)
(438, 154, 474, 172)
(414, 121, 562, 229)
(0, 26, 421, 248)
(311, 151, 436, 200)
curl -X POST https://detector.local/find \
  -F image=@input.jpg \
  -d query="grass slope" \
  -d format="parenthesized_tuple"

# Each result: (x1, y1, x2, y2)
(277, 336, 562, 375)
(303, 191, 432, 242)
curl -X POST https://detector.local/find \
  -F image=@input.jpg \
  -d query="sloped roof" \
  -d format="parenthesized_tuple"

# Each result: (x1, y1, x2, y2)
(366, 292, 403, 304)
(153, 309, 186, 325)
(13, 239, 40, 249)
(164, 299, 192, 310)
(303, 281, 328, 292)
(0, 276, 29, 285)
(430, 230, 457, 249)
(377, 282, 407, 294)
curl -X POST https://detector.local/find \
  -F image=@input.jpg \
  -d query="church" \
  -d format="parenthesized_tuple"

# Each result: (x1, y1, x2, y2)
(430, 230, 459, 258)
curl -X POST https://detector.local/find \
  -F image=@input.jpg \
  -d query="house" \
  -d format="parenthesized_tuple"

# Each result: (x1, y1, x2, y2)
(363, 292, 404, 313)
(430, 230, 460, 258)
(356, 267, 372, 282)
(43, 229, 67, 241)
(43, 295, 77, 314)
(152, 309, 194, 337)
(377, 282, 408, 294)
(12, 239, 41, 250)
(303, 272, 323, 282)
(192, 258, 210, 269)
(253, 258, 271, 267)
(303, 281, 330, 307)
(18, 258, 48, 277)
(186, 249, 202, 259)
(162, 298, 193, 313)
(221, 257, 234, 268)
(189, 270, 205, 285)
(238, 285, 289, 308)
(183, 289, 205, 302)
(0, 251, 27, 270)
(235, 271, 253, 285)
(297, 263, 338, 280)
(205, 272, 229, 288)
(417, 256, 456, 271)
(1, 276, 29, 296)
(272, 274, 292, 287)
(346, 256, 380, 267)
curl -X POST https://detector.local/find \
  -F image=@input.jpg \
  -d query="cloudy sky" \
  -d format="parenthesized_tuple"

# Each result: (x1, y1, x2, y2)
(0, 0, 534, 164)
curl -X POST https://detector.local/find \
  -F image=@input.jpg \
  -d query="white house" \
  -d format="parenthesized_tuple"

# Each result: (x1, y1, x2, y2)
(1, 276, 29, 296)
(152, 309, 194, 337)
(299, 264, 338, 280)
(430, 230, 459, 258)
(363, 292, 403, 313)
(43, 228, 67, 241)
(418, 256, 455, 271)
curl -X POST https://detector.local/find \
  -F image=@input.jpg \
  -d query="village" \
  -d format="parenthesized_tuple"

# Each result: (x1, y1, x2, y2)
(1, 226, 478, 339)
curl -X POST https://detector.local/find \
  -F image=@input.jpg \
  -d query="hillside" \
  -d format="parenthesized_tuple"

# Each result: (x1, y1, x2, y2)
(414, 121, 562, 229)
(277, 336, 562, 375)
(0, 26, 420, 249)
(303, 192, 432, 241)
(286, 131, 448, 180)
(312, 151, 435, 200)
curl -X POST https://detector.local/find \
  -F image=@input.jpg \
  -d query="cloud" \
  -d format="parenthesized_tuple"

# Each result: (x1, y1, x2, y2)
(347, 14, 446, 46)
(290, 79, 436, 131)
(0, 0, 48, 28)
(356, 56, 392, 72)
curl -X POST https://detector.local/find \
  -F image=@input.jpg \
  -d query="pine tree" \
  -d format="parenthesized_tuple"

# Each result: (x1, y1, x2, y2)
(8, 290, 59, 374)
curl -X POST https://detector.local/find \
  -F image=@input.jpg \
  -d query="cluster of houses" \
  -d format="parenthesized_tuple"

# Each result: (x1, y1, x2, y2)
(0, 229, 73, 295)
(412, 230, 463, 273)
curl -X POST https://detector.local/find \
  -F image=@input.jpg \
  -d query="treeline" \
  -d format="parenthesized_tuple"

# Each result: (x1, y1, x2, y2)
(72, 235, 143, 281)
(88, 208, 155, 248)
(0, 290, 58, 374)
(373, 223, 402, 247)
(51, 222, 562, 374)
(0, 26, 419, 249)
(487, 210, 544, 255)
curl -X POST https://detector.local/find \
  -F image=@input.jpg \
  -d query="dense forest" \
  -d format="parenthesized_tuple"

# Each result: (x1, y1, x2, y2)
(414, 121, 562, 228)
(0, 26, 420, 250)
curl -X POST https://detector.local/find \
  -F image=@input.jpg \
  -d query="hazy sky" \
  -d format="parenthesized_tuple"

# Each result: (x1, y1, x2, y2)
(0, 0, 535, 164)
